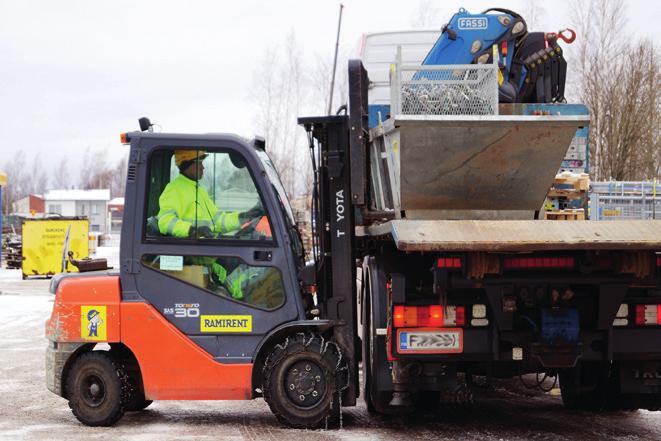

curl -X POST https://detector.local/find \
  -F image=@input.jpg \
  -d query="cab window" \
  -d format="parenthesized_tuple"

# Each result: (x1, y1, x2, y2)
(145, 149, 273, 242)
(142, 254, 285, 310)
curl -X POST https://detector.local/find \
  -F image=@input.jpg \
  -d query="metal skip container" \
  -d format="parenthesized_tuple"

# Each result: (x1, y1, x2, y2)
(370, 112, 590, 220)
(21, 218, 89, 279)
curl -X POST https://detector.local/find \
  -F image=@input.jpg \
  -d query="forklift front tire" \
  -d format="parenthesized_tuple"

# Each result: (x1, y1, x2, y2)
(65, 351, 126, 426)
(262, 333, 345, 429)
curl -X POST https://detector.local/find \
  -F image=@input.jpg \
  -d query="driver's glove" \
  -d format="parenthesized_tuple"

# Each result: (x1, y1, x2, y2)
(211, 262, 227, 284)
(189, 225, 214, 238)
(239, 203, 263, 224)
(225, 268, 247, 300)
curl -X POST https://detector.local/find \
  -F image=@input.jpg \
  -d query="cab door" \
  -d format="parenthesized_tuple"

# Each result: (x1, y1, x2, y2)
(121, 135, 303, 363)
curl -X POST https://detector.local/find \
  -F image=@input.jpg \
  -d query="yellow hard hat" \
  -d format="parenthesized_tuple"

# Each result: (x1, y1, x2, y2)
(174, 150, 208, 167)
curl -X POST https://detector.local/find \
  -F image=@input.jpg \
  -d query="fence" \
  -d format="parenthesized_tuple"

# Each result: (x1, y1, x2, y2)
(589, 181, 660, 220)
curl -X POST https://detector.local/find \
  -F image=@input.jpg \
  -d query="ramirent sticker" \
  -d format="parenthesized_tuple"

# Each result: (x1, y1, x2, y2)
(200, 315, 252, 333)
(81, 305, 107, 341)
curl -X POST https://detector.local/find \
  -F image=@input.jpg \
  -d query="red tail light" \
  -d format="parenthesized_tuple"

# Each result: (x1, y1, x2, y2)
(443, 306, 465, 326)
(437, 257, 462, 268)
(455, 306, 465, 326)
(393, 305, 444, 328)
(656, 255, 661, 267)
(504, 256, 575, 269)
(635, 304, 661, 326)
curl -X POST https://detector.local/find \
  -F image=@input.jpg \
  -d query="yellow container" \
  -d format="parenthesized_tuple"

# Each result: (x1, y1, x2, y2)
(22, 218, 89, 278)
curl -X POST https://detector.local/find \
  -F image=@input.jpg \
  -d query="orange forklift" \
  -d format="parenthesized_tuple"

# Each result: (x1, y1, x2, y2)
(46, 118, 356, 428)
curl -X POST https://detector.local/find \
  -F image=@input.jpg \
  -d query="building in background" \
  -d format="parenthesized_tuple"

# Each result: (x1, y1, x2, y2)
(108, 197, 124, 234)
(44, 189, 110, 233)
(12, 194, 45, 215)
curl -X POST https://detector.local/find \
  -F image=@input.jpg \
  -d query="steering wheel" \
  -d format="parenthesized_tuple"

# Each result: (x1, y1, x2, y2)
(233, 216, 263, 239)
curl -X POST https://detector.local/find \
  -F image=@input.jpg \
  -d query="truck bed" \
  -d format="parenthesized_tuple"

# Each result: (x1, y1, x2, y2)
(365, 220, 661, 252)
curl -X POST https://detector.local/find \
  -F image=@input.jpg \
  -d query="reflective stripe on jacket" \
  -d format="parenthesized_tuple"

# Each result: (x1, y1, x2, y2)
(157, 174, 241, 238)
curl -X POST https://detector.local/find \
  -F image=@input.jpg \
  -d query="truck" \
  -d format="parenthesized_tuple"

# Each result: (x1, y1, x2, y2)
(45, 8, 661, 428)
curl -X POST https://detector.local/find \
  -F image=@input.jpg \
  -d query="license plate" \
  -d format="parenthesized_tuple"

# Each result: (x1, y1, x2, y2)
(397, 328, 463, 354)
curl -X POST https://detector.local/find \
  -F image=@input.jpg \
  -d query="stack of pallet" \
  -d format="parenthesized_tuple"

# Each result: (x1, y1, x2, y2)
(543, 172, 589, 220)
(290, 196, 313, 260)
(543, 209, 585, 220)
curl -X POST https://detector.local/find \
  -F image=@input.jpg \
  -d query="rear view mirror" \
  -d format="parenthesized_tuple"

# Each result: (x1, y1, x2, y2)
(230, 152, 246, 169)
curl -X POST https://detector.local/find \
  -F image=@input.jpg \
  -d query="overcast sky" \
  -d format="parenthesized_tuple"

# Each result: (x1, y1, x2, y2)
(1, 0, 659, 182)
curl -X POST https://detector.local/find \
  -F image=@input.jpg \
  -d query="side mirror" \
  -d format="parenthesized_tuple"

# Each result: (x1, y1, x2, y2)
(254, 136, 266, 151)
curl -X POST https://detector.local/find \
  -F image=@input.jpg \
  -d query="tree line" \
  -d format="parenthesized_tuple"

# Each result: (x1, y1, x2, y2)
(571, 0, 659, 181)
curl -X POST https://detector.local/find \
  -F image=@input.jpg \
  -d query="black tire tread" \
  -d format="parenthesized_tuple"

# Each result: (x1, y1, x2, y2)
(66, 351, 127, 427)
(363, 261, 400, 416)
(262, 333, 346, 429)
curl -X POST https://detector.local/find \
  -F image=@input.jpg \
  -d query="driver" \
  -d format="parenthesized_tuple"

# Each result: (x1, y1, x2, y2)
(156, 150, 263, 299)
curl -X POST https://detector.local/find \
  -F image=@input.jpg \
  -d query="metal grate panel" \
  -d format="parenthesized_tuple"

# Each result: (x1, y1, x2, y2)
(389, 47, 498, 117)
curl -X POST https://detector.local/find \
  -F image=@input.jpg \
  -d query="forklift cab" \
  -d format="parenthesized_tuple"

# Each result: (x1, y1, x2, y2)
(120, 132, 306, 363)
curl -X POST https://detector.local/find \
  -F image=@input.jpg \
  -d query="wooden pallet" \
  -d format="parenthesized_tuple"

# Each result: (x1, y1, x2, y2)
(543, 209, 586, 221)
(553, 172, 590, 191)
(546, 188, 586, 200)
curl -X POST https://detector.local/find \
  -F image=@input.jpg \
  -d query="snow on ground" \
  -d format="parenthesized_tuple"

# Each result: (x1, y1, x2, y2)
(92, 245, 120, 269)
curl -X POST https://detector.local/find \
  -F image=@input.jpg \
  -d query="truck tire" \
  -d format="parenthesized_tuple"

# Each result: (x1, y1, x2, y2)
(560, 362, 617, 410)
(362, 258, 399, 415)
(262, 333, 347, 429)
(65, 351, 127, 426)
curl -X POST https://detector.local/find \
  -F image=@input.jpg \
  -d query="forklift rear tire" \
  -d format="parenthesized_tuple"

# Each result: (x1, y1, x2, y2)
(66, 351, 126, 426)
(263, 333, 345, 429)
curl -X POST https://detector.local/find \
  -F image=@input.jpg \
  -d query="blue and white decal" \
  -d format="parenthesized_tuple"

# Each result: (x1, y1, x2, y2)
(400, 332, 409, 350)
(458, 17, 488, 30)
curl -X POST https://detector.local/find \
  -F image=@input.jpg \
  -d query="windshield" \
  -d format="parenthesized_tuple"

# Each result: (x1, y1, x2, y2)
(256, 150, 304, 261)
(256, 151, 296, 225)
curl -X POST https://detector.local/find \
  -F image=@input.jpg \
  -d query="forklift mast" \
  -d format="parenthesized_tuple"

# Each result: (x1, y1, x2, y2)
(297, 61, 370, 405)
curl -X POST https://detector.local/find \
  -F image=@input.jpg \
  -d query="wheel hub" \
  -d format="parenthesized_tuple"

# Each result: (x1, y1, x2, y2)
(81, 374, 106, 408)
(285, 361, 326, 407)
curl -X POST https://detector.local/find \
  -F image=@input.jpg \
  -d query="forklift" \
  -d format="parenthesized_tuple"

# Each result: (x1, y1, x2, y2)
(45, 116, 359, 428)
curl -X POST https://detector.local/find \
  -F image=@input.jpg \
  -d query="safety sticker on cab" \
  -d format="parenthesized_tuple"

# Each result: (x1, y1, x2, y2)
(200, 315, 252, 333)
(81, 305, 107, 341)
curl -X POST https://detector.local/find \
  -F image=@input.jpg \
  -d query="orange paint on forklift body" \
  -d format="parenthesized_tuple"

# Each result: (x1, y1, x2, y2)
(45, 276, 121, 342)
(46, 275, 254, 400)
(120, 302, 253, 400)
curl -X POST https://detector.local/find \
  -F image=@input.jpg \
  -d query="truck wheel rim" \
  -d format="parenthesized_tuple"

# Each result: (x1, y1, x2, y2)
(81, 374, 106, 407)
(284, 360, 326, 408)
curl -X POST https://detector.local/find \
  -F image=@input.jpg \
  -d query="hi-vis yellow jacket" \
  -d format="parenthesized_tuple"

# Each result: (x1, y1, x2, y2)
(157, 174, 246, 299)
(157, 174, 240, 238)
